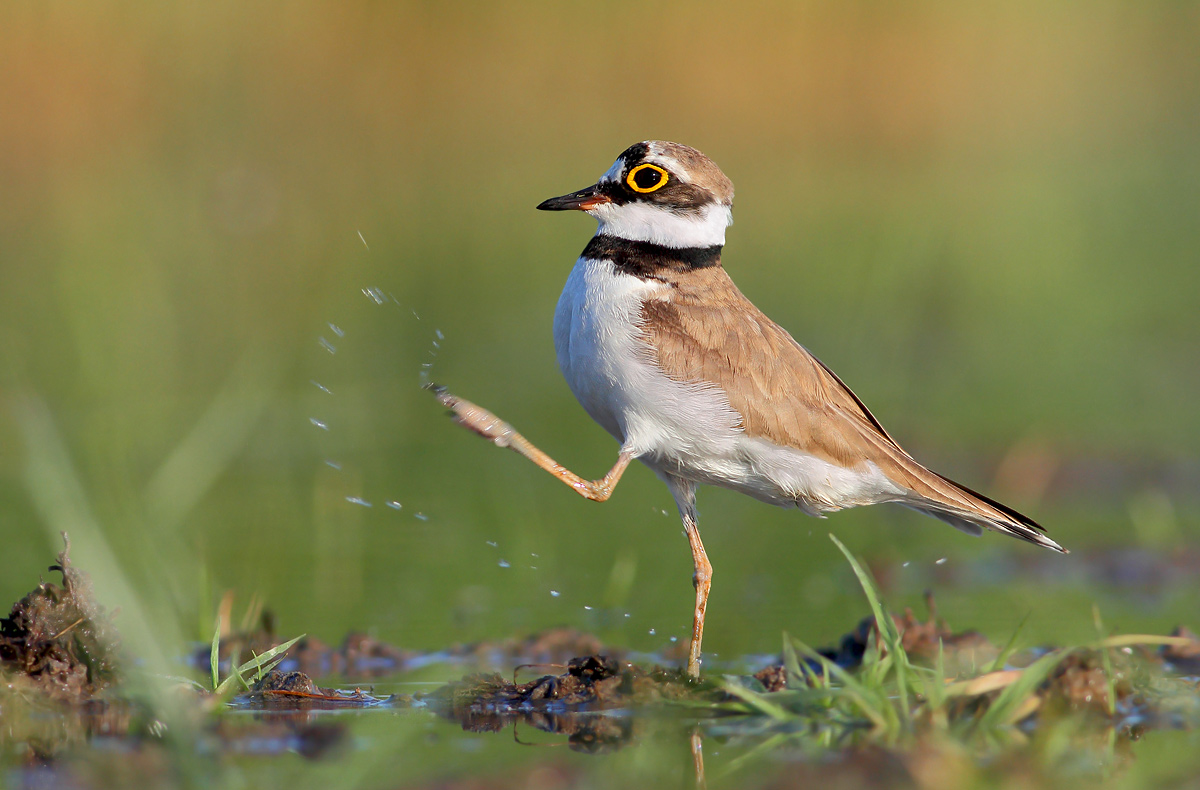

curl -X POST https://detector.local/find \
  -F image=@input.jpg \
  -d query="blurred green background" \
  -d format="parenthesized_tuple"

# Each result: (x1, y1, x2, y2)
(1, 0, 1198, 674)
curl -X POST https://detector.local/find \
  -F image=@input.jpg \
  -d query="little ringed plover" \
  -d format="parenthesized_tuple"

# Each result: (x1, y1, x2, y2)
(431, 140, 1065, 678)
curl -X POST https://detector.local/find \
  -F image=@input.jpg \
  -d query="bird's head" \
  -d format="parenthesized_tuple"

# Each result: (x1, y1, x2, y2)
(537, 141, 734, 248)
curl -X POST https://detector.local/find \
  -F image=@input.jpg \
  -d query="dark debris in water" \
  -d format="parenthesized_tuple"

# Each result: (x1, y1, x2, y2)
(233, 669, 403, 710)
(0, 533, 121, 701)
(428, 655, 704, 754)
(432, 655, 699, 715)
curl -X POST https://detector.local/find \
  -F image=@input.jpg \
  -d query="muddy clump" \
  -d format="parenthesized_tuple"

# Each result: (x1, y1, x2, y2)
(0, 534, 120, 700)
(437, 655, 695, 713)
(431, 655, 701, 752)
(238, 668, 396, 711)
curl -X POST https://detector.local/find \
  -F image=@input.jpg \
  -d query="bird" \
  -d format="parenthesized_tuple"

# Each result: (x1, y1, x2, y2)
(430, 140, 1066, 678)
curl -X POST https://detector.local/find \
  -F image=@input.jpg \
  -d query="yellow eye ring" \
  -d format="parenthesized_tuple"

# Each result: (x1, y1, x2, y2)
(626, 163, 669, 193)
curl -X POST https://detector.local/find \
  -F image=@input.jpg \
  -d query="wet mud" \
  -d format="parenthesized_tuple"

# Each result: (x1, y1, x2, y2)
(0, 534, 120, 701)
(237, 668, 400, 710)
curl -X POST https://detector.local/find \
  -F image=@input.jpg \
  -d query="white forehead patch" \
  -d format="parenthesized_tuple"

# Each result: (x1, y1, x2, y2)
(599, 157, 624, 184)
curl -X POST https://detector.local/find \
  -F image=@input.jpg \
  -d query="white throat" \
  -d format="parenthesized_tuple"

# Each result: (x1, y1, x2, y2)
(589, 201, 731, 248)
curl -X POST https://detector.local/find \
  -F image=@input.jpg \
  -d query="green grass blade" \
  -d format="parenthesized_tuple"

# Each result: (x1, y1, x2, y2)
(829, 534, 910, 725)
(829, 534, 900, 647)
(248, 655, 289, 686)
(722, 681, 793, 721)
(213, 634, 304, 697)
(782, 632, 805, 688)
(791, 637, 891, 731)
(232, 634, 304, 675)
(209, 619, 221, 692)
(1093, 605, 1117, 716)
(976, 649, 1067, 730)
(988, 611, 1031, 673)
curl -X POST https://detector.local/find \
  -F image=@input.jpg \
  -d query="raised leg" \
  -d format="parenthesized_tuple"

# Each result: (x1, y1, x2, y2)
(429, 385, 632, 502)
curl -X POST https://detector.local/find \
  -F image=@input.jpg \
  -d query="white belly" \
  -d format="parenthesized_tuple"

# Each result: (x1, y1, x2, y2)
(553, 256, 905, 513)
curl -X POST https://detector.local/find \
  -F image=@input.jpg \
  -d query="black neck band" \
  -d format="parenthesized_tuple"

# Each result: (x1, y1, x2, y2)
(580, 235, 723, 278)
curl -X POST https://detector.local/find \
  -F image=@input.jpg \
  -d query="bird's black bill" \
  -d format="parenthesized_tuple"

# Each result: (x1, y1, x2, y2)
(536, 184, 611, 211)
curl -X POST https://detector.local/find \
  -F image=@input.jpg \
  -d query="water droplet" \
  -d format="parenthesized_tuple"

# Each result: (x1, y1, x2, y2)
(310, 418, 329, 431)
(486, 541, 498, 548)
(530, 552, 539, 558)
(648, 628, 656, 635)
(318, 337, 337, 354)
(328, 323, 344, 337)
(624, 613, 631, 618)
(386, 501, 402, 509)
(357, 230, 369, 250)
(583, 605, 593, 611)
(362, 287, 387, 305)
(310, 380, 332, 394)
(414, 512, 429, 521)
(902, 561, 911, 568)
(412, 309, 421, 320)
(345, 496, 372, 507)
(670, 636, 678, 643)
(325, 460, 342, 470)
(498, 559, 511, 569)
(550, 590, 561, 598)
(935, 557, 947, 565)
(435, 329, 444, 340)
(529, 566, 538, 571)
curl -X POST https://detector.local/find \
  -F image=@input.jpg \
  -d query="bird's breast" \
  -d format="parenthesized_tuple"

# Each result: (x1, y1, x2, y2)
(553, 256, 742, 458)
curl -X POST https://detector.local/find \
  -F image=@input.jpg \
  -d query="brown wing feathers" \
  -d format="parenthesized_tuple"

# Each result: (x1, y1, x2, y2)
(638, 266, 1065, 553)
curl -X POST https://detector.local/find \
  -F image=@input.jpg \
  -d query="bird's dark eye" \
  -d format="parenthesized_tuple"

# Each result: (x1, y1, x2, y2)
(626, 163, 669, 193)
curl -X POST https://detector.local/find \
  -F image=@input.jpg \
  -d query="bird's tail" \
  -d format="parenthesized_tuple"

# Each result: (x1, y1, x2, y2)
(904, 471, 1066, 554)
